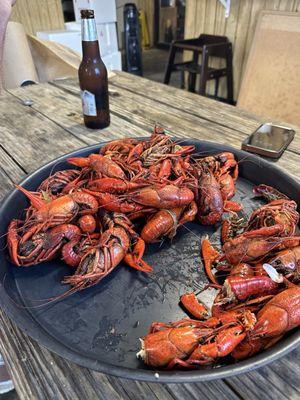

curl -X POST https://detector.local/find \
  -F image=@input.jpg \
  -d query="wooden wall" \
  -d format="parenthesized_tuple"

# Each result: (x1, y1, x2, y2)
(184, 0, 300, 100)
(10, 0, 65, 35)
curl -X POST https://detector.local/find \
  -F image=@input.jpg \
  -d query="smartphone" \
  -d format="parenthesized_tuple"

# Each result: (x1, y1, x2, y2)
(241, 123, 295, 159)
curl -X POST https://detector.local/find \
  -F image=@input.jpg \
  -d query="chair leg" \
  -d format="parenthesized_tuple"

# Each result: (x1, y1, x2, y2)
(214, 78, 219, 98)
(188, 73, 197, 92)
(180, 70, 185, 89)
(188, 50, 199, 92)
(226, 44, 234, 104)
(199, 46, 209, 96)
(164, 44, 177, 85)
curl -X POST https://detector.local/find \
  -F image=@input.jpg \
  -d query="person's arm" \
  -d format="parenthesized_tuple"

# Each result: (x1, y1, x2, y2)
(0, 0, 17, 91)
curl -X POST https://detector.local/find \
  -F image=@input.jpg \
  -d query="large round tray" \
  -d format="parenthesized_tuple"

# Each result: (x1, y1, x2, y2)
(0, 139, 299, 383)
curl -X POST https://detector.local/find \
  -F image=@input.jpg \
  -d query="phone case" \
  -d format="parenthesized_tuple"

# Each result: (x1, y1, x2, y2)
(241, 123, 295, 159)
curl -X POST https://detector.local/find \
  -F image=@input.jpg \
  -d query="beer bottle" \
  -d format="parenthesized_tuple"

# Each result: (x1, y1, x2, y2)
(79, 9, 110, 129)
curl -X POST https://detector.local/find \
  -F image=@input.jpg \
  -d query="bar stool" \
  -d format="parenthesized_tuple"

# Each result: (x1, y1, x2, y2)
(164, 34, 234, 104)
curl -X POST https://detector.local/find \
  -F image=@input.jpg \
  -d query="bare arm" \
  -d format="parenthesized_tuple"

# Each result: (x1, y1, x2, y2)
(0, 0, 17, 91)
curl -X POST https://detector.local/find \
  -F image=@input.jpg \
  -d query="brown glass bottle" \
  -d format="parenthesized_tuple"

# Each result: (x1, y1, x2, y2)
(79, 9, 110, 129)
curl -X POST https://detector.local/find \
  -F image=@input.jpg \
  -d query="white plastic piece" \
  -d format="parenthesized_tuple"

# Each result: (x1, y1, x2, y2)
(218, 0, 231, 18)
(263, 263, 284, 283)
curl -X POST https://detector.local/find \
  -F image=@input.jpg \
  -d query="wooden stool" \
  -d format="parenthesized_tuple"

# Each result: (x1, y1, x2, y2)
(164, 34, 234, 104)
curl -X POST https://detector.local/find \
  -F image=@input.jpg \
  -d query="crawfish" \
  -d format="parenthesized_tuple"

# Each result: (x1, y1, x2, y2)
(8, 221, 81, 266)
(137, 320, 213, 368)
(84, 189, 144, 214)
(196, 152, 238, 201)
(196, 168, 224, 225)
(38, 169, 81, 195)
(141, 201, 197, 243)
(220, 276, 279, 304)
(131, 184, 194, 209)
(138, 310, 255, 368)
(63, 212, 152, 290)
(87, 177, 147, 194)
(61, 233, 100, 268)
(100, 138, 139, 156)
(180, 293, 208, 320)
(247, 199, 299, 237)
(253, 184, 290, 202)
(17, 185, 98, 227)
(267, 246, 300, 281)
(68, 153, 126, 179)
(232, 287, 300, 359)
(222, 225, 300, 265)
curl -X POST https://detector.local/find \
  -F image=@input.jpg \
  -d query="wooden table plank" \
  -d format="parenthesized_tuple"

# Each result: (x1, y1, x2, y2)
(52, 73, 300, 155)
(10, 82, 254, 141)
(7, 82, 300, 179)
(110, 72, 300, 155)
(225, 347, 300, 400)
(0, 93, 85, 173)
(0, 75, 299, 400)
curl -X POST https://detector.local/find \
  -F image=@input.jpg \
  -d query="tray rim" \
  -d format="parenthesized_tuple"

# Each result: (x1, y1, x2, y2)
(0, 138, 299, 383)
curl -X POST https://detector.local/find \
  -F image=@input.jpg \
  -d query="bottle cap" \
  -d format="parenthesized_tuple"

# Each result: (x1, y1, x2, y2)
(81, 9, 94, 19)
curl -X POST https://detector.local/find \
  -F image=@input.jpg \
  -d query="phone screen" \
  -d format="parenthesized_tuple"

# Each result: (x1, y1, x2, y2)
(248, 125, 294, 152)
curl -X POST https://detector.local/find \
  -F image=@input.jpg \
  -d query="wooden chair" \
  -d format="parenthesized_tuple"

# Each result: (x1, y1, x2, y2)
(164, 34, 234, 104)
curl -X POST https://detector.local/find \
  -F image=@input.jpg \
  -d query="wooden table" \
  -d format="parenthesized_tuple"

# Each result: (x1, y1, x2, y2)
(0, 72, 299, 400)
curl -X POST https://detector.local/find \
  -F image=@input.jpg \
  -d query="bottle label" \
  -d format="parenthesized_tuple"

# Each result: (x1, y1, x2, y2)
(81, 90, 97, 116)
(81, 19, 98, 42)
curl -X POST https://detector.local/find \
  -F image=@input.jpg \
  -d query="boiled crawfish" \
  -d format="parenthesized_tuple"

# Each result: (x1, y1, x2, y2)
(141, 201, 197, 243)
(16, 185, 98, 229)
(137, 310, 256, 368)
(233, 286, 300, 359)
(62, 212, 152, 291)
(8, 221, 81, 266)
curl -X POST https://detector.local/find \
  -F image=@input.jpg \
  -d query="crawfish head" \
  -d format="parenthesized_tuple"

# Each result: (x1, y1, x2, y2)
(247, 199, 299, 236)
(15, 186, 80, 228)
(137, 325, 212, 368)
(253, 184, 290, 202)
(253, 286, 300, 338)
(9, 223, 81, 267)
(68, 154, 126, 179)
(38, 169, 80, 195)
(196, 168, 223, 225)
(268, 246, 300, 281)
(222, 226, 288, 265)
(63, 226, 130, 290)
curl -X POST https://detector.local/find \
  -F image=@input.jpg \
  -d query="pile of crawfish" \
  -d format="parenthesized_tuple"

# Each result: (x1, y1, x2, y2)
(6, 126, 300, 369)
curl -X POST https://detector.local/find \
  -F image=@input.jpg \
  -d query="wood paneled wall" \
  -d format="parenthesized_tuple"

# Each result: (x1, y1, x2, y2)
(184, 0, 300, 100)
(10, 0, 65, 35)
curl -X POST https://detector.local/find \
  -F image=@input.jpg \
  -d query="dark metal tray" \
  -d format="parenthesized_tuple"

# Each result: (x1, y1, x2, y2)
(0, 139, 299, 383)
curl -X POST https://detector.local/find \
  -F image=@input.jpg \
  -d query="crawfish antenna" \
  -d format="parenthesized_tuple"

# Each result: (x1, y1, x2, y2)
(15, 185, 45, 210)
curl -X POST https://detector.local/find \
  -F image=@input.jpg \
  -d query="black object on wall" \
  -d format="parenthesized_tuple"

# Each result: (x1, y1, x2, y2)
(124, 3, 143, 76)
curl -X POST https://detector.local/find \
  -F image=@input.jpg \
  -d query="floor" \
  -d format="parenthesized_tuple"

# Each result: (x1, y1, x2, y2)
(0, 390, 18, 400)
(142, 47, 183, 88)
(140, 48, 233, 105)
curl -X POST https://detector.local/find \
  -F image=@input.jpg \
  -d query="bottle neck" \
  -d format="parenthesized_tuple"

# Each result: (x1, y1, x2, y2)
(81, 18, 100, 59)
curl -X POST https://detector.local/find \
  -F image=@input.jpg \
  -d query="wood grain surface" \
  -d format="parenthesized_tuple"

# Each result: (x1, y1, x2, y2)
(0, 73, 299, 400)
(10, 0, 65, 35)
(184, 0, 300, 100)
